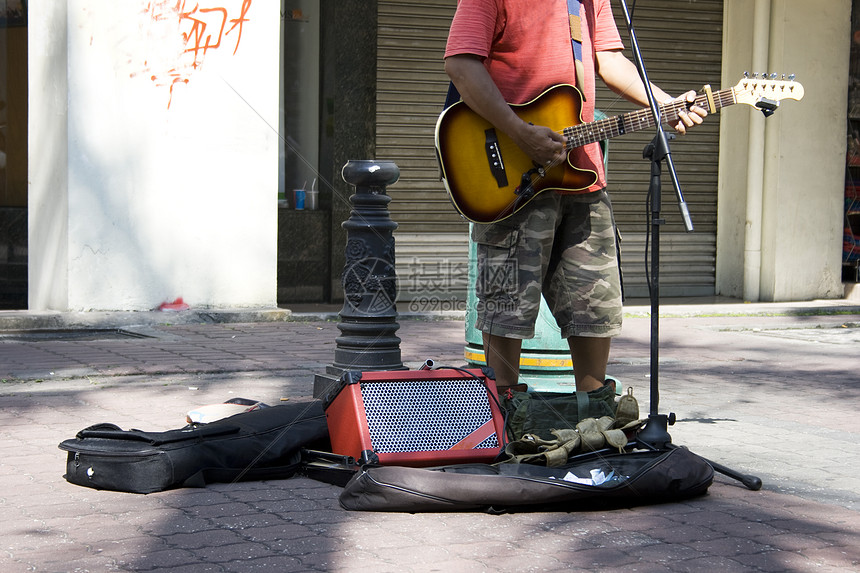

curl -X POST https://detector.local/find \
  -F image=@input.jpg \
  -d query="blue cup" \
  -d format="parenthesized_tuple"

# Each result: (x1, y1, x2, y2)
(294, 189, 306, 210)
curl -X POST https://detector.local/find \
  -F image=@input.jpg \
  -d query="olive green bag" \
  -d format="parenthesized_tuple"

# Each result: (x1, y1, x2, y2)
(502, 382, 618, 441)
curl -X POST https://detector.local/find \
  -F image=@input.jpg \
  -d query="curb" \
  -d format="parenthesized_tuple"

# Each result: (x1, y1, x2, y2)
(1, 300, 859, 332)
(0, 308, 293, 331)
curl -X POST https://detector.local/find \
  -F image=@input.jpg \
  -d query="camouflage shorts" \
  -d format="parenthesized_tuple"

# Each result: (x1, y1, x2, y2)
(471, 190, 622, 339)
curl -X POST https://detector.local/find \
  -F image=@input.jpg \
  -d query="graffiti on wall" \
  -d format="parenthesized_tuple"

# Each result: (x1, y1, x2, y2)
(137, 0, 253, 108)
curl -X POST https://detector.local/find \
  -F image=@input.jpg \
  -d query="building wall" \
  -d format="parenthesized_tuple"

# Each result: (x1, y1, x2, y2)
(23, 1, 855, 312)
(29, 0, 280, 311)
(717, 0, 850, 301)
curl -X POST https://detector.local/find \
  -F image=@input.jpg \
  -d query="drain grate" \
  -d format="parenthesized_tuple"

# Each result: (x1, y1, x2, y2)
(0, 329, 154, 342)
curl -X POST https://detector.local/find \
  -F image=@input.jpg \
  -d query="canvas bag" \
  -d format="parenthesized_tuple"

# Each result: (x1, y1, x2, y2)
(503, 381, 618, 441)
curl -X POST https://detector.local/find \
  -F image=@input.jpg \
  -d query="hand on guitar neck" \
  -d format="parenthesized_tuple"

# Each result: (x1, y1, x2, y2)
(664, 90, 708, 135)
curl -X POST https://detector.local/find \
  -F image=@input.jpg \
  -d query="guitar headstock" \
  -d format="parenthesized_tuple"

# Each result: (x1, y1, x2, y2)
(733, 73, 804, 115)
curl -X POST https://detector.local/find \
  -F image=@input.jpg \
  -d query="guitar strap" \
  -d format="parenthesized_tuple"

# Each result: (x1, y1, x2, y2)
(444, 81, 461, 109)
(567, 0, 587, 101)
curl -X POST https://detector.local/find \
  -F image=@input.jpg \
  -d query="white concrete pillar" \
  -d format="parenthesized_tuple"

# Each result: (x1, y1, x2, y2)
(742, 0, 772, 303)
(29, 0, 280, 311)
(718, 0, 850, 302)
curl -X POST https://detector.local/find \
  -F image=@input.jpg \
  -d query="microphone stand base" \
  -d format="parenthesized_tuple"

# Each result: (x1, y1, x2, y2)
(636, 413, 675, 450)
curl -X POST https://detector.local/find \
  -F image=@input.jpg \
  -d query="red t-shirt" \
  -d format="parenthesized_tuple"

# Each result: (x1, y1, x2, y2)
(445, 0, 624, 192)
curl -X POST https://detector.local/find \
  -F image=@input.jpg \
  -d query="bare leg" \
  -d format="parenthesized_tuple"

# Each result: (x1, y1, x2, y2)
(568, 336, 611, 392)
(482, 332, 523, 392)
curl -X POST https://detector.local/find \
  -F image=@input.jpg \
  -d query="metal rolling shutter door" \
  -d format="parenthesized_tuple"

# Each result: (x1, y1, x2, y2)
(597, 0, 724, 297)
(376, 0, 469, 304)
(376, 0, 723, 301)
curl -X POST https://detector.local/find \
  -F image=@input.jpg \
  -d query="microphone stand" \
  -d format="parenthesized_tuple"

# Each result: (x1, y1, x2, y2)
(617, 0, 761, 490)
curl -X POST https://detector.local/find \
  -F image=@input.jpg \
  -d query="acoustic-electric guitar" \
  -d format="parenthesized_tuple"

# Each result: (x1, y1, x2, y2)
(435, 75, 804, 224)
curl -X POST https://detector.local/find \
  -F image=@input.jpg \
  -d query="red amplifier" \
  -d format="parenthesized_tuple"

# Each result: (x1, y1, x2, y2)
(322, 367, 505, 467)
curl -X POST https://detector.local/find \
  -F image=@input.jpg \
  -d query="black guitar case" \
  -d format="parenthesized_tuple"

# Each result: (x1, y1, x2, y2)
(339, 446, 714, 513)
(59, 401, 330, 494)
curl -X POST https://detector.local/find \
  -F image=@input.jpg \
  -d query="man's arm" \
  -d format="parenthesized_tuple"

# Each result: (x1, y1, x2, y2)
(595, 49, 706, 135)
(444, 54, 567, 166)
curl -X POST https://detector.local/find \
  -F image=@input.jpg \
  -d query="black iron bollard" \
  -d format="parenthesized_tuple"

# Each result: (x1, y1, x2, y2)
(313, 160, 404, 397)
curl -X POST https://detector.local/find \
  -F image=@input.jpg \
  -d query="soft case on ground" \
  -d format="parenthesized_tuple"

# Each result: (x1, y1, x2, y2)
(322, 368, 505, 467)
(339, 446, 714, 512)
(59, 401, 330, 494)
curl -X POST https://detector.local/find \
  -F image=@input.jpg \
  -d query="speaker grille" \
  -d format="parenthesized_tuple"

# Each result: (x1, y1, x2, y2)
(360, 378, 499, 453)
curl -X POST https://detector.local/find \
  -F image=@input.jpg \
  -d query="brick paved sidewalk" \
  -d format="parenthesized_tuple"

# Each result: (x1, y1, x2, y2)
(1, 309, 858, 572)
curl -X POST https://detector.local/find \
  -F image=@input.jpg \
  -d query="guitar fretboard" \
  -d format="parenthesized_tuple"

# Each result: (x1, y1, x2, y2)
(563, 88, 736, 150)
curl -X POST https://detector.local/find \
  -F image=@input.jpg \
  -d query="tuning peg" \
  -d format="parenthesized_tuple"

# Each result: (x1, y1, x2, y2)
(744, 71, 750, 78)
(788, 74, 796, 81)
(769, 73, 777, 80)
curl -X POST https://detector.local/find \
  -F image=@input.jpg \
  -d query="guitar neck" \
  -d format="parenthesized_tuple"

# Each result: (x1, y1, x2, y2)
(564, 87, 736, 150)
